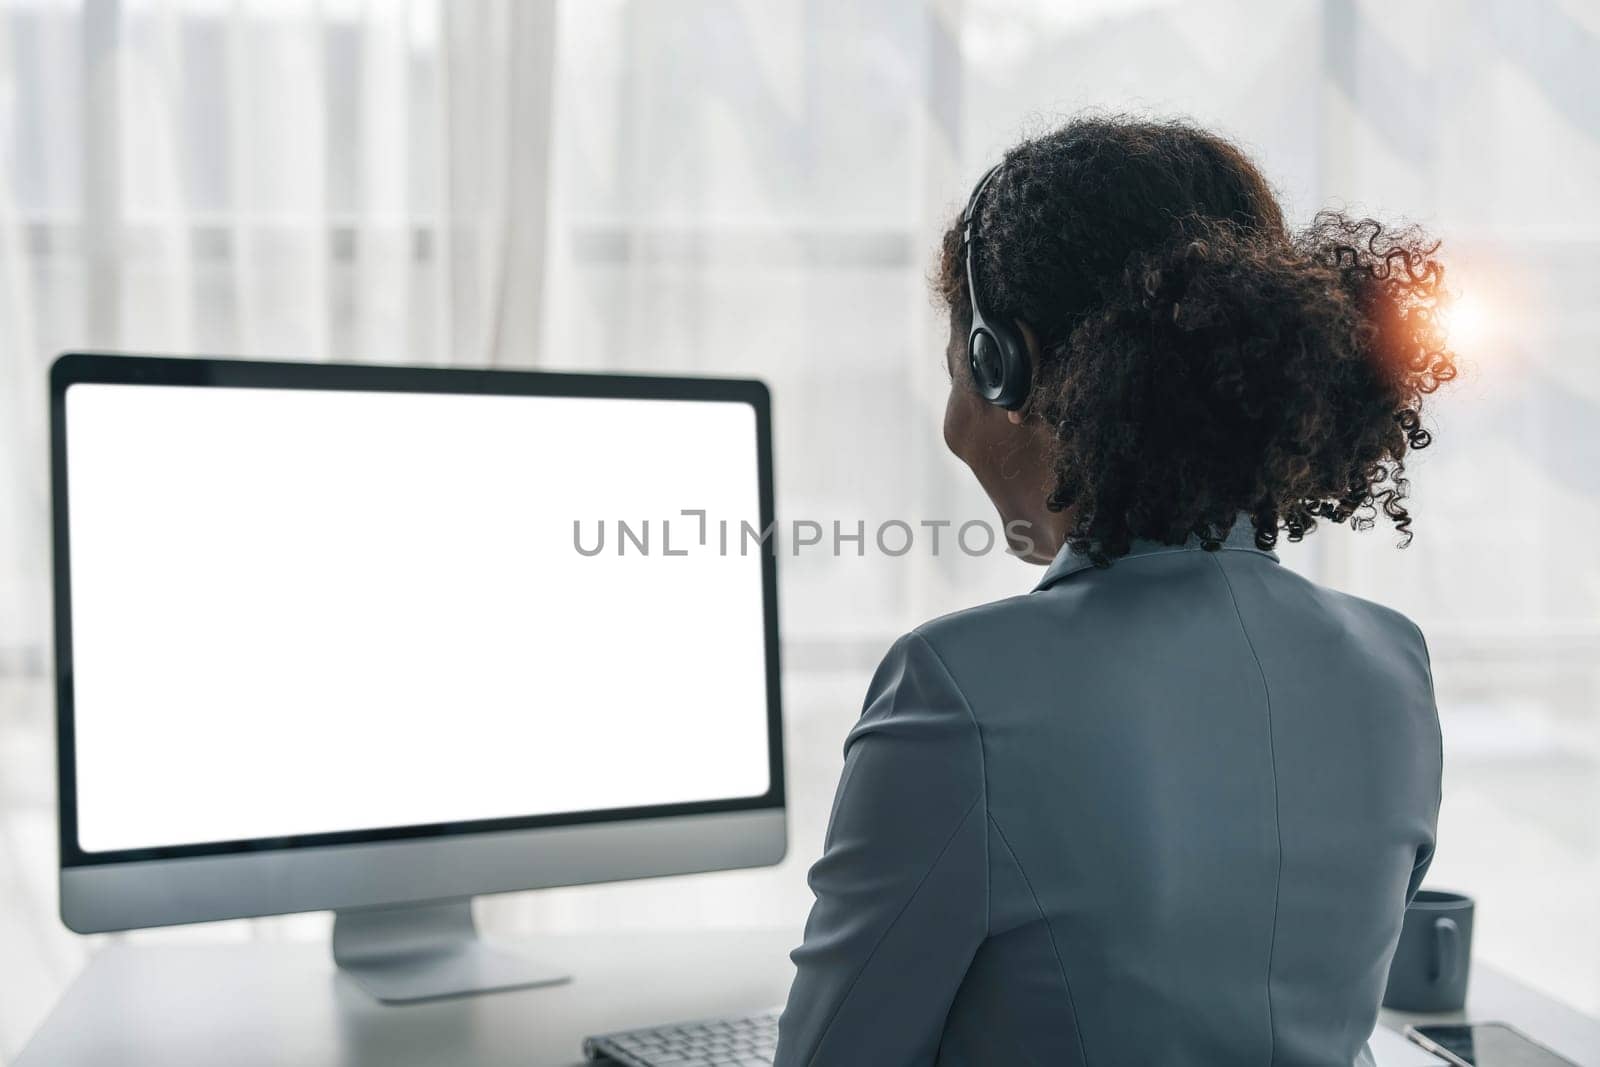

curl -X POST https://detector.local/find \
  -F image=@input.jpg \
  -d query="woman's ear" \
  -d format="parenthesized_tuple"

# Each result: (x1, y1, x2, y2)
(1007, 320, 1044, 425)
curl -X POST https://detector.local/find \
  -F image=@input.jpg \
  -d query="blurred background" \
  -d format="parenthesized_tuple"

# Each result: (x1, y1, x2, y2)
(2, 0, 1598, 1059)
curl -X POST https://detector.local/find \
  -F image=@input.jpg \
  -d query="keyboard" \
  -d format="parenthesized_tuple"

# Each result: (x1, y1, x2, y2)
(582, 1011, 1445, 1067)
(582, 1009, 780, 1066)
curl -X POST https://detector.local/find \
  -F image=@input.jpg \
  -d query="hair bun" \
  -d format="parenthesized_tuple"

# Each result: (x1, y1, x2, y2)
(1034, 211, 1455, 558)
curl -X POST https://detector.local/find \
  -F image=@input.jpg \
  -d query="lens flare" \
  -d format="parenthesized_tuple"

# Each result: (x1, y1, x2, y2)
(1439, 293, 1488, 354)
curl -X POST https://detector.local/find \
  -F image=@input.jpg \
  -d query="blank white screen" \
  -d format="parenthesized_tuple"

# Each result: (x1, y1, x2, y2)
(66, 383, 772, 853)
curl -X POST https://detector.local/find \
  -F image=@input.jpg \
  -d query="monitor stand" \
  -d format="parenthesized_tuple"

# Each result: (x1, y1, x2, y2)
(331, 898, 571, 1004)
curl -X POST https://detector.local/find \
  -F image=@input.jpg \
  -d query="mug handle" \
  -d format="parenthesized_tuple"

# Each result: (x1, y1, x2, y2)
(1432, 916, 1461, 984)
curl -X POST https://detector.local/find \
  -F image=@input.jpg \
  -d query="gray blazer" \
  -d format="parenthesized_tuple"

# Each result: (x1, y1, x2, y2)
(775, 526, 1441, 1066)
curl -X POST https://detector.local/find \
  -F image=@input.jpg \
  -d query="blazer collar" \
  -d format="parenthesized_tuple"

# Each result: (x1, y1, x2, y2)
(1032, 520, 1279, 593)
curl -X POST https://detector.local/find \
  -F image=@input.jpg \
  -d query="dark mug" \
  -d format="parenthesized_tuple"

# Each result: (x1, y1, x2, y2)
(1383, 889, 1474, 1013)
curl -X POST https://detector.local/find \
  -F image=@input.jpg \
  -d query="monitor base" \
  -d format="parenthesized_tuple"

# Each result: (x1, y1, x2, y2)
(332, 899, 570, 1004)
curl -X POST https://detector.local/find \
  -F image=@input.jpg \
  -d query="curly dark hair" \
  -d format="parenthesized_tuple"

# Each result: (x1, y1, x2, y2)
(936, 117, 1457, 563)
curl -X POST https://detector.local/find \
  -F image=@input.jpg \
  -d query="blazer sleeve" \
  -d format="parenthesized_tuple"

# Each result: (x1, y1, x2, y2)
(1405, 620, 1443, 904)
(774, 631, 988, 1067)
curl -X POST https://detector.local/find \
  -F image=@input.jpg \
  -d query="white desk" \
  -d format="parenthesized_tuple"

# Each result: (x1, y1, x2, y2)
(15, 926, 1600, 1065)
(15, 928, 795, 1067)
(1382, 969, 1600, 1065)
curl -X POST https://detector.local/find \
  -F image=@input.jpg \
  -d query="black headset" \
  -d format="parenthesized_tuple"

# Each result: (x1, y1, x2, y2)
(961, 162, 1031, 410)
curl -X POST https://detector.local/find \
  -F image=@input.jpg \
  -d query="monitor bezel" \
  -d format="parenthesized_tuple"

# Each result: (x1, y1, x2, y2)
(51, 352, 785, 869)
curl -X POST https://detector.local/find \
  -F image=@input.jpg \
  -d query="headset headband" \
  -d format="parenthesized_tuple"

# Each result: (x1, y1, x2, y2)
(962, 163, 1003, 249)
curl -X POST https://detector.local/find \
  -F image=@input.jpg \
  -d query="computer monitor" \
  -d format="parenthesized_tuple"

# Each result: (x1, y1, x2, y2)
(50, 353, 785, 1002)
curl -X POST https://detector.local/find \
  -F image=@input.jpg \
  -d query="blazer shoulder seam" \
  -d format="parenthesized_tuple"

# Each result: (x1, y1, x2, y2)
(803, 794, 984, 1066)
(988, 812, 1091, 1066)
(907, 629, 991, 934)
(1208, 553, 1284, 1064)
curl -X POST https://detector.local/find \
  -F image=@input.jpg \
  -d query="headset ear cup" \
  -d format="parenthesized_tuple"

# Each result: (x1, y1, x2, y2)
(993, 322, 1032, 410)
(969, 322, 1032, 410)
(968, 328, 1004, 399)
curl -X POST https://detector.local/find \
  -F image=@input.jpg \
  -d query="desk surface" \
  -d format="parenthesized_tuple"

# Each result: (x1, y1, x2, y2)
(16, 926, 1600, 1066)
(17, 927, 796, 1067)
